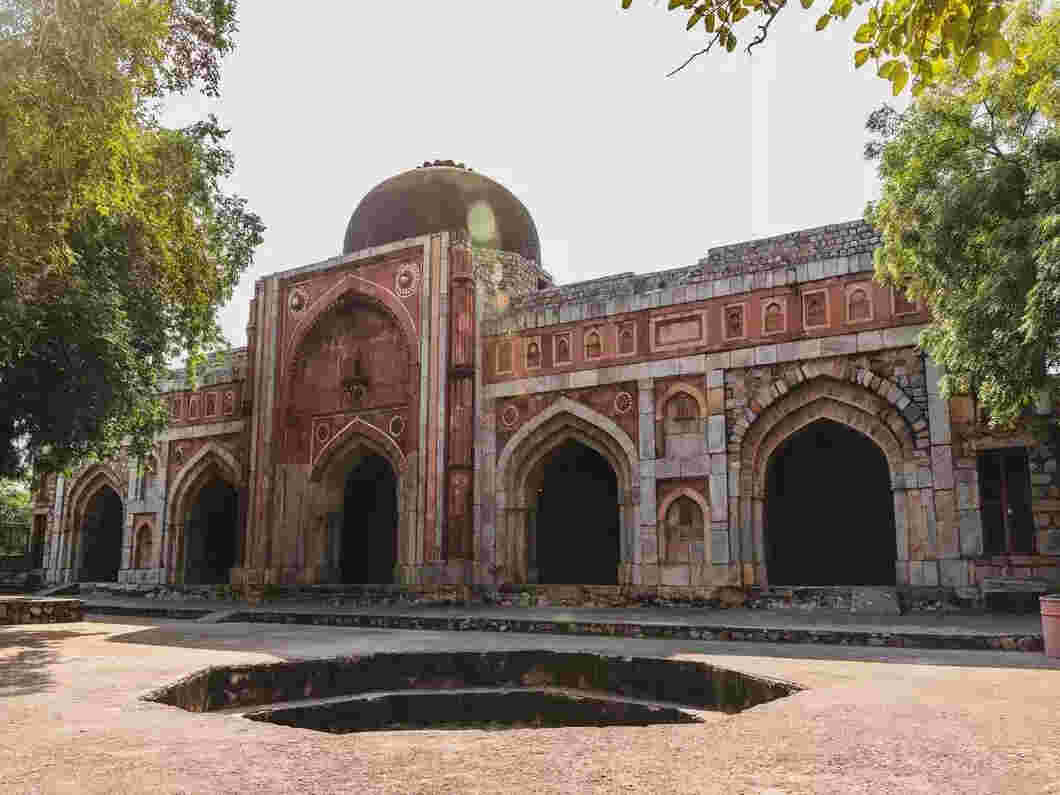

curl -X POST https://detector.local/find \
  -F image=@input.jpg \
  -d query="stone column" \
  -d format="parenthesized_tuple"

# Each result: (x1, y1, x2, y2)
(637, 378, 657, 586)
(706, 369, 730, 569)
(444, 242, 475, 566)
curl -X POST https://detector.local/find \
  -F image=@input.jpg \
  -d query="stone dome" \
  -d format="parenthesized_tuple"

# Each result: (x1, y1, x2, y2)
(342, 161, 541, 262)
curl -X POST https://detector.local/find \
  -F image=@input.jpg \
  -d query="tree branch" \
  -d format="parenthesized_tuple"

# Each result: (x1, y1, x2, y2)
(746, 2, 781, 55)
(666, 32, 722, 77)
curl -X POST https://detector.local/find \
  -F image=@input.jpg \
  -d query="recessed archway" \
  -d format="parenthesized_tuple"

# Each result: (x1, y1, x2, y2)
(529, 439, 620, 585)
(341, 452, 398, 584)
(764, 418, 896, 585)
(182, 477, 240, 585)
(494, 397, 639, 585)
(79, 486, 123, 582)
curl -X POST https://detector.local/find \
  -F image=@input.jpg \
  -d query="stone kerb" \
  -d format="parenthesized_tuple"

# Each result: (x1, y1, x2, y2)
(493, 397, 639, 585)
(730, 363, 924, 587)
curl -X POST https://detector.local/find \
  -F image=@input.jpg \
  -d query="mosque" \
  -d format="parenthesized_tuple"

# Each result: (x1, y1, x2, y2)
(30, 161, 1060, 602)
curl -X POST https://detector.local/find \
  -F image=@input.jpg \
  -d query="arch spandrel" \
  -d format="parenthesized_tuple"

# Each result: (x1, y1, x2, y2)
(310, 417, 406, 484)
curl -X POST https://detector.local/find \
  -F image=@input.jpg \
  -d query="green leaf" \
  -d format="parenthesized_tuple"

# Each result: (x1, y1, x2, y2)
(621, 0, 633, 8)
(816, 13, 831, 30)
(854, 47, 871, 68)
(878, 59, 897, 78)
(732, 6, 749, 21)
(687, 7, 704, 28)
(854, 23, 874, 43)
(668, 0, 685, 9)
(960, 49, 980, 78)
(725, 30, 737, 51)
(891, 62, 908, 95)
(704, 12, 715, 31)
(801, 0, 814, 8)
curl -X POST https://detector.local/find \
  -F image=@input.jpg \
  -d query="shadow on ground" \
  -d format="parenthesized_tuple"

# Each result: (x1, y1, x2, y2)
(0, 628, 109, 697)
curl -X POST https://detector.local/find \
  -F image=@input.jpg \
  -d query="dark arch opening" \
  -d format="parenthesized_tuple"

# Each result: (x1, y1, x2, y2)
(765, 418, 896, 586)
(184, 478, 239, 585)
(342, 453, 398, 583)
(533, 440, 620, 585)
(80, 486, 123, 582)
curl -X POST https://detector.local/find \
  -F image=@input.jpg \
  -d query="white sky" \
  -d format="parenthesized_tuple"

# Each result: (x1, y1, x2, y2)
(162, 1, 901, 351)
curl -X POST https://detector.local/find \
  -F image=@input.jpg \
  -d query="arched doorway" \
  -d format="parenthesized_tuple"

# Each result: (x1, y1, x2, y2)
(765, 418, 896, 585)
(341, 453, 398, 583)
(531, 439, 620, 585)
(80, 486, 123, 582)
(183, 478, 239, 585)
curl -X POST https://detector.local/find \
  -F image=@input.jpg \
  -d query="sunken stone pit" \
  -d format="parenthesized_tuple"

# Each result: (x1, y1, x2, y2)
(143, 651, 800, 733)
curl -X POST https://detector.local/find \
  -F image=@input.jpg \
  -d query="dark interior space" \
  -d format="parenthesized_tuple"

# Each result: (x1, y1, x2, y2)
(185, 479, 239, 584)
(978, 448, 1033, 556)
(765, 419, 896, 586)
(80, 487, 123, 582)
(343, 453, 398, 583)
(534, 440, 620, 585)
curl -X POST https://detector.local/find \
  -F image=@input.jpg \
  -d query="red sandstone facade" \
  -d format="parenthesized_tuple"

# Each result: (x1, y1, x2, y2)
(32, 163, 1060, 600)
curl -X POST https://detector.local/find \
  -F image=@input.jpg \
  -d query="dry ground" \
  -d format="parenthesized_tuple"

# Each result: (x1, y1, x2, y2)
(2, 618, 1059, 794)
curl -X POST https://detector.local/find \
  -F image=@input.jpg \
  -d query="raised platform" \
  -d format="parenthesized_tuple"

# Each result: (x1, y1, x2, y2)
(80, 595, 1045, 652)
(0, 596, 83, 624)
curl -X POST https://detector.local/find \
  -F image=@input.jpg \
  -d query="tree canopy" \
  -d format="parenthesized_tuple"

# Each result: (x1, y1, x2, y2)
(0, 0, 264, 477)
(621, 0, 1043, 99)
(866, 0, 1059, 428)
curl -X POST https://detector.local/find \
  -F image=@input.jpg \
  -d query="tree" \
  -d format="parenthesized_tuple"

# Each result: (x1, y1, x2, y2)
(621, 0, 1040, 98)
(0, 477, 31, 556)
(0, 0, 264, 477)
(865, 0, 1059, 428)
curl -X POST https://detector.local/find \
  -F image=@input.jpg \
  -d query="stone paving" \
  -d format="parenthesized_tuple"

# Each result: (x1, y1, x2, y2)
(2, 617, 1059, 793)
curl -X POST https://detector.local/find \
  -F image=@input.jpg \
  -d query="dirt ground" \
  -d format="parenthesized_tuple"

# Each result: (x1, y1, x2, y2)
(2, 618, 1059, 794)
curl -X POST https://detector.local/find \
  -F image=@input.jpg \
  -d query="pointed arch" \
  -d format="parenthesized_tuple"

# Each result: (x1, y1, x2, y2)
(655, 383, 707, 421)
(493, 396, 640, 584)
(657, 486, 710, 525)
(166, 441, 244, 528)
(731, 368, 921, 588)
(283, 274, 419, 377)
(497, 396, 638, 494)
(63, 464, 125, 537)
(311, 417, 406, 483)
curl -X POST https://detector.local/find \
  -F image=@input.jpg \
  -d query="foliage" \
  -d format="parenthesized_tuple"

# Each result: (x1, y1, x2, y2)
(0, 0, 264, 477)
(620, 0, 1036, 98)
(0, 477, 31, 526)
(866, 1, 1059, 427)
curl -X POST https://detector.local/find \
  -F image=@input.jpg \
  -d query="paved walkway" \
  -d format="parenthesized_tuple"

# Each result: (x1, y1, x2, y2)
(80, 596, 1046, 650)
(2, 617, 1059, 794)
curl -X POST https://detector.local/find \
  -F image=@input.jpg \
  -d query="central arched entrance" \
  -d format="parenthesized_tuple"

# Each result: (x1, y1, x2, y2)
(531, 439, 620, 585)
(80, 486, 123, 582)
(341, 453, 398, 583)
(765, 418, 896, 585)
(183, 478, 239, 585)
